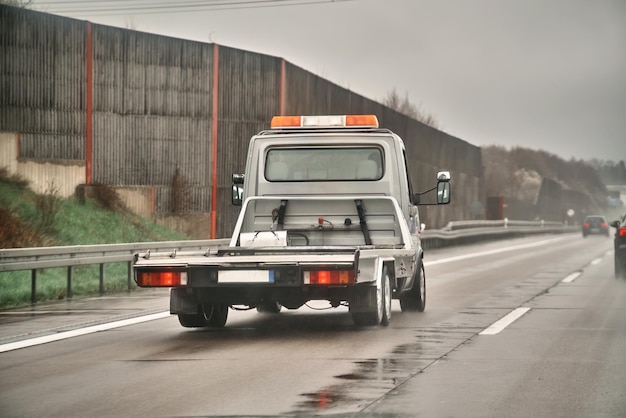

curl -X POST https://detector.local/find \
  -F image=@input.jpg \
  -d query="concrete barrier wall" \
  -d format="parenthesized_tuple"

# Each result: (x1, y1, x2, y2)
(115, 186, 153, 218)
(1, 132, 85, 198)
(0, 132, 18, 174)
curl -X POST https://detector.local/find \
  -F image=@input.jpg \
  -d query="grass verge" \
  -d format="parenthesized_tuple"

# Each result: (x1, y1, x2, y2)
(0, 169, 189, 309)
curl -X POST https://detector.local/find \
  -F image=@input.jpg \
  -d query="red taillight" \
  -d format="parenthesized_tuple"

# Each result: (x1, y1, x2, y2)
(583, 222, 590, 228)
(620, 227, 626, 237)
(136, 271, 187, 287)
(601, 222, 607, 228)
(304, 270, 355, 285)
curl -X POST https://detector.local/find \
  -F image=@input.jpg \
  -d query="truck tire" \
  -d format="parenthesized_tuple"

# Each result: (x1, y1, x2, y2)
(208, 303, 229, 327)
(381, 266, 392, 326)
(351, 266, 390, 326)
(178, 304, 229, 328)
(399, 264, 426, 312)
(256, 301, 282, 313)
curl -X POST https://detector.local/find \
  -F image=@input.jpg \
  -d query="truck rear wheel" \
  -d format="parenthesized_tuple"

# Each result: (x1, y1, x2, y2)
(256, 301, 282, 313)
(400, 264, 426, 312)
(381, 266, 392, 326)
(208, 303, 229, 327)
(178, 304, 229, 328)
(351, 266, 391, 326)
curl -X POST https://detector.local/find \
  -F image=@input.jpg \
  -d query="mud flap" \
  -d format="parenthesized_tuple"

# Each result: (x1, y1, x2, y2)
(349, 256, 383, 314)
(170, 288, 198, 314)
(348, 285, 378, 313)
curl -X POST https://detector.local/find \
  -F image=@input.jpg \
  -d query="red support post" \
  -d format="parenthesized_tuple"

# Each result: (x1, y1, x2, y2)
(210, 44, 219, 239)
(85, 22, 93, 185)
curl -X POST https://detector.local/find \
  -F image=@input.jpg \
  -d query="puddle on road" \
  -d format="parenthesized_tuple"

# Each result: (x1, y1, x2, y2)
(288, 326, 480, 415)
(297, 389, 352, 410)
(288, 301, 564, 414)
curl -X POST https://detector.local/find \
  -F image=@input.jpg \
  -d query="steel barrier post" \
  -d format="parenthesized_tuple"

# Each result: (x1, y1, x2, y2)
(31, 269, 37, 304)
(99, 264, 104, 295)
(67, 266, 73, 299)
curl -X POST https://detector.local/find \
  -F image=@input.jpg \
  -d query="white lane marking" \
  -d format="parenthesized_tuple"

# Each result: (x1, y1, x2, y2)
(0, 311, 170, 354)
(562, 272, 582, 283)
(424, 236, 566, 266)
(480, 307, 531, 335)
(590, 258, 602, 265)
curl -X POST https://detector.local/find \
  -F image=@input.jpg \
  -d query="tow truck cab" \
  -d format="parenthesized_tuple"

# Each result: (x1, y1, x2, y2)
(232, 114, 451, 235)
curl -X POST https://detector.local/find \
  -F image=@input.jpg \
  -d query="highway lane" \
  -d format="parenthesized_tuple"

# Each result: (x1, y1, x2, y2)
(367, 235, 626, 417)
(1, 233, 624, 417)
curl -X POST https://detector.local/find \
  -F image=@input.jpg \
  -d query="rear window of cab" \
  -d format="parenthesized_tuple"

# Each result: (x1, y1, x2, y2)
(265, 147, 383, 182)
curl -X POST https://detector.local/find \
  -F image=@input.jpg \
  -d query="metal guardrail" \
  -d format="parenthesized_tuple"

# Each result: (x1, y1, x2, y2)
(0, 221, 577, 304)
(0, 239, 230, 304)
(420, 220, 578, 248)
(441, 219, 569, 230)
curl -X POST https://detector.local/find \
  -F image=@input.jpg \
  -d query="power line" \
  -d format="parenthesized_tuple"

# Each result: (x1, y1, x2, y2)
(34, 0, 360, 16)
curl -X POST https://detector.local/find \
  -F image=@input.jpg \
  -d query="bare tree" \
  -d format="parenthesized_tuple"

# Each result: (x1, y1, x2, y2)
(383, 88, 439, 129)
(482, 145, 520, 199)
(0, 0, 34, 7)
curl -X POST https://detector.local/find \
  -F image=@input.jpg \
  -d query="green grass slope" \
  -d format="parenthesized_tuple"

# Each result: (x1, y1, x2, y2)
(0, 170, 189, 308)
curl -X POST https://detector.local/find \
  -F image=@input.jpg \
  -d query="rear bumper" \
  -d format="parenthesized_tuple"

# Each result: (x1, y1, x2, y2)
(170, 282, 375, 313)
(582, 227, 609, 235)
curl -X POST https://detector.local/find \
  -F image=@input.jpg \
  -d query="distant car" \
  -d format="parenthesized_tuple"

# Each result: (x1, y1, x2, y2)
(610, 214, 626, 279)
(582, 215, 610, 237)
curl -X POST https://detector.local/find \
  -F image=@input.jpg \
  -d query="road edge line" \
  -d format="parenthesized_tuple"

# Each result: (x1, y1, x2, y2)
(0, 311, 170, 353)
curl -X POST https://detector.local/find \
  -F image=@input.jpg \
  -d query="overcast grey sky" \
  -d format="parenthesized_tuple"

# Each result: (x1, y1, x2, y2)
(33, 0, 626, 162)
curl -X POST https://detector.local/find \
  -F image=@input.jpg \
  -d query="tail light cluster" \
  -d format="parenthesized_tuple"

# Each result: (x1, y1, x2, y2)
(619, 227, 626, 237)
(136, 270, 187, 287)
(304, 269, 355, 285)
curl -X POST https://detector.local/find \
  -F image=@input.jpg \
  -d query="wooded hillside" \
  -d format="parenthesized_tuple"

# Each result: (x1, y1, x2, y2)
(482, 146, 620, 221)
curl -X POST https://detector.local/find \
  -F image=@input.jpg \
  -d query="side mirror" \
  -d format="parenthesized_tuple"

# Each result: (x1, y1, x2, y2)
(610, 220, 621, 229)
(413, 170, 452, 205)
(437, 181, 451, 204)
(231, 184, 243, 206)
(232, 173, 244, 206)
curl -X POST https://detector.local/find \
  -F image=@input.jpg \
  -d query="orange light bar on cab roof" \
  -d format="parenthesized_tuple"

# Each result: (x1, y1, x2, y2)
(345, 114, 379, 127)
(270, 115, 379, 129)
(270, 115, 302, 128)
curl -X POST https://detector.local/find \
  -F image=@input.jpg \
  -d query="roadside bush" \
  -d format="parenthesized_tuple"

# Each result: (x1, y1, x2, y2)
(91, 183, 125, 212)
(35, 181, 61, 235)
(0, 207, 43, 248)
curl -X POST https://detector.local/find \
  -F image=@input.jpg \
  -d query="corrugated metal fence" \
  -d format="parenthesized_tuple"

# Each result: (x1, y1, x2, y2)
(0, 5, 482, 238)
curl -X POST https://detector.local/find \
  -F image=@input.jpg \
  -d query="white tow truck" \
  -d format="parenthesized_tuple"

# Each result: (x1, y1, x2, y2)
(134, 115, 451, 327)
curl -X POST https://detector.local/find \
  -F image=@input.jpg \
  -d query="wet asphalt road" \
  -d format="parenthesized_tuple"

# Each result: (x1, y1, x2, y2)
(1, 233, 625, 417)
